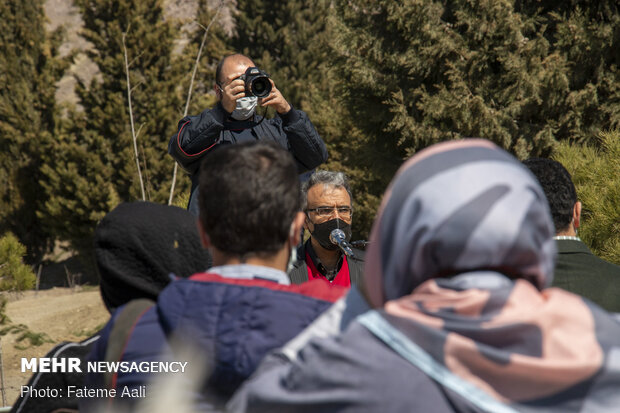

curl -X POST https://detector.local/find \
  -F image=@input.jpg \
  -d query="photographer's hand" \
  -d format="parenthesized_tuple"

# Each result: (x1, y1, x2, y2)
(220, 73, 246, 114)
(260, 80, 291, 114)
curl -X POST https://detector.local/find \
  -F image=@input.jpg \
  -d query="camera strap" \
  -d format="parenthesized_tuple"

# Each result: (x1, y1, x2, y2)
(253, 107, 268, 127)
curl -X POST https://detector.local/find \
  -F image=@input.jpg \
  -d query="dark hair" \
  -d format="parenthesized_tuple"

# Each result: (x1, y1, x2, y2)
(198, 142, 300, 257)
(523, 158, 577, 233)
(215, 53, 255, 85)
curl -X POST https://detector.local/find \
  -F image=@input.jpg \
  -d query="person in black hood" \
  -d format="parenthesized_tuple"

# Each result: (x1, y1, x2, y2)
(10, 202, 211, 413)
(95, 202, 212, 312)
(289, 170, 365, 287)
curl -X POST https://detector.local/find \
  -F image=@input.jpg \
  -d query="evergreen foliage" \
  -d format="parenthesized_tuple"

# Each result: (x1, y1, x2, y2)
(0, 0, 65, 259)
(553, 131, 620, 265)
(318, 0, 619, 237)
(328, 0, 619, 159)
(39, 0, 188, 250)
(0, 233, 36, 291)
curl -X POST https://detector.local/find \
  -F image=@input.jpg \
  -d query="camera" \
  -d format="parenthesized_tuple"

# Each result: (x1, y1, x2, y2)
(239, 67, 272, 98)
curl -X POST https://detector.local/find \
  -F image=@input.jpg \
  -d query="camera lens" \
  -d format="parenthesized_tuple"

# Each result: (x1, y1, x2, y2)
(251, 77, 272, 98)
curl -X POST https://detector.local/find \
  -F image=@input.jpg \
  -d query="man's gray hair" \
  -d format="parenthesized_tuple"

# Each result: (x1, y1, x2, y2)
(301, 170, 353, 211)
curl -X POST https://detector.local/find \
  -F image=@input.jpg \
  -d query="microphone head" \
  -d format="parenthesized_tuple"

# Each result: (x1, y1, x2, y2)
(329, 228, 346, 245)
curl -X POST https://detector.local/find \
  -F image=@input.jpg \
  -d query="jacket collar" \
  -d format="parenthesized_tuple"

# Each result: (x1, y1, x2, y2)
(555, 238, 591, 254)
(208, 264, 290, 285)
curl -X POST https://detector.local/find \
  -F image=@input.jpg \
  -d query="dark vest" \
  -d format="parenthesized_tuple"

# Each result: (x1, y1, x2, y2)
(288, 241, 365, 287)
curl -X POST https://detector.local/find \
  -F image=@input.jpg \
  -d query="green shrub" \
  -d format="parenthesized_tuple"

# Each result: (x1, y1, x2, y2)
(0, 323, 54, 350)
(0, 233, 36, 291)
(0, 296, 8, 325)
(172, 192, 191, 210)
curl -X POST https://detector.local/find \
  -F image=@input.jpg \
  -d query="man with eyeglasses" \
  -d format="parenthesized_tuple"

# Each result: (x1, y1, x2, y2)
(168, 53, 327, 215)
(289, 170, 365, 287)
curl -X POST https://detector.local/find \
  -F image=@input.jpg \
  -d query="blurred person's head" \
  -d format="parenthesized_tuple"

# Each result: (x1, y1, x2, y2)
(197, 142, 304, 270)
(94, 202, 212, 313)
(363, 139, 556, 308)
(302, 170, 353, 251)
(523, 158, 580, 236)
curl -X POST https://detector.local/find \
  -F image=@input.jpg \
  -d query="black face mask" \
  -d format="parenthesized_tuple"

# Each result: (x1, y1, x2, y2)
(310, 218, 352, 251)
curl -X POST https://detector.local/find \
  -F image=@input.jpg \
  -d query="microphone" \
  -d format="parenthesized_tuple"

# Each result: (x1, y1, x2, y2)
(329, 229, 355, 258)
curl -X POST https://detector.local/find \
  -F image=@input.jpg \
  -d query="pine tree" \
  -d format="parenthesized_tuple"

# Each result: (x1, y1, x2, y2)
(39, 0, 189, 250)
(516, 1, 620, 142)
(328, 0, 619, 157)
(0, 0, 64, 259)
(316, 0, 620, 236)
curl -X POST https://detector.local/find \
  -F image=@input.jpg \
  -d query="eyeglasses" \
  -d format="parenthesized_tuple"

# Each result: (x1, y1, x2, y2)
(306, 206, 353, 219)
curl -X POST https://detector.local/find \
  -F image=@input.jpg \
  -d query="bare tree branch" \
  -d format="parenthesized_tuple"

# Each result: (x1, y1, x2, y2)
(122, 27, 146, 201)
(140, 140, 152, 201)
(136, 122, 145, 140)
(136, 121, 149, 200)
(129, 51, 146, 68)
(168, 0, 226, 205)
(130, 79, 146, 93)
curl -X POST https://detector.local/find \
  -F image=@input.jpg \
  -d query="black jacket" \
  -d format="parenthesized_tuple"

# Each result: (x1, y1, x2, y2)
(553, 239, 620, 312)
(169, 103, 327, 214)
(288, 241, 365, 286)
(168, 103, 327, 175)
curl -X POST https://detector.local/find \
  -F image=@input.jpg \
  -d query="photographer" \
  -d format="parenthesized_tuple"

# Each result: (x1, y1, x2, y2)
(169, 53, 327, 214)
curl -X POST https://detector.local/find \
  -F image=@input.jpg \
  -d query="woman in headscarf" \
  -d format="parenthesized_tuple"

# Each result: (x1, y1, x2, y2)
(229, 139, 620, 412)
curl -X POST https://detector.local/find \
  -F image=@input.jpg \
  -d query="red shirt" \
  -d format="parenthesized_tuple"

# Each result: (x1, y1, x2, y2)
(305, 252, 351, 287)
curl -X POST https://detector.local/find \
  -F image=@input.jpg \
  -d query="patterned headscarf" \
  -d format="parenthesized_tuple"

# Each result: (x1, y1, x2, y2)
(359, 139, 620, 411)
(364, 139, 555, 307)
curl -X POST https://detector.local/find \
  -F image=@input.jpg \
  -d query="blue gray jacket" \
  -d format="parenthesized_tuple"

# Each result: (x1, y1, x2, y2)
(82, 270, 344, 411)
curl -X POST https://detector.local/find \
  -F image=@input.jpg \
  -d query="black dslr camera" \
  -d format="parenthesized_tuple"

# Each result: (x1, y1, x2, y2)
(239, 67, 272, 98)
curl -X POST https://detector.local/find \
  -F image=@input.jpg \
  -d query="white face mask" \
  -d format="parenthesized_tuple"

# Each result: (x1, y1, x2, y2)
(231, 96, 258, 120)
